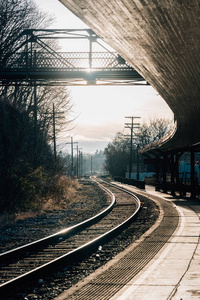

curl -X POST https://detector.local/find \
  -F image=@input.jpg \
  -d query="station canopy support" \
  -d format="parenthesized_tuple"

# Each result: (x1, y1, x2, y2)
(0, 29, 147, 86)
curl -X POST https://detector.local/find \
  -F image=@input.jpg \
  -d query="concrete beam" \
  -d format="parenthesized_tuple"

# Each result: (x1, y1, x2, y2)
(59, 0, 200, 151)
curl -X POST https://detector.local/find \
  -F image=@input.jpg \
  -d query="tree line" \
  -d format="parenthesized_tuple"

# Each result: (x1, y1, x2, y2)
(104, 117, 173, 177)
(0, 0, 73, 213)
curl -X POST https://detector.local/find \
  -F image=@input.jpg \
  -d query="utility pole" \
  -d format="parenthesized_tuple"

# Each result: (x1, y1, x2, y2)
(44, 104, 64, 162)
(76, 145, 79, 178)
(52, 104, 64, 161)
(91, 156, 93, 175)
(79, 150, 83, 177)
(75, 146, 82, 178)
(33, 51, 37, 164)
(71, 137, 74, 176)
(53, 103, 56, 161)
(125, 116, 140, 179)
(137, 144, 140, 180)
(34, 80, 37, 164)
(66, 137, 78, 177)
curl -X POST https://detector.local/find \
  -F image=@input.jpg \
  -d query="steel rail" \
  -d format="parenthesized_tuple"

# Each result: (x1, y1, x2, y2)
(98, 178, 141, 211)
(0, 179, 141, 297)
(0, 180, 115, 265)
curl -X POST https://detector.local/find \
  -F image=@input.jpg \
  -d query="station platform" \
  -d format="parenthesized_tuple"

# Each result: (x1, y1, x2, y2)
(111, 185, 200, 300)
(56, 185, 200, 300)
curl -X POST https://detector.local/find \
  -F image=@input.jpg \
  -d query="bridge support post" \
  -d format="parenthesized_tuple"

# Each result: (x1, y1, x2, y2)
(162, 153, 167, 193)
(155, 155, 160, 191)
(190, 150, 196, 198)
(174, 152, 184, 197)
(170, 153, 176, 196)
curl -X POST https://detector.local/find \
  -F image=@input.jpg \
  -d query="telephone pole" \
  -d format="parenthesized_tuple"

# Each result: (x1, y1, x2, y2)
(53, 103, 56, 161)
(91, 156, 93, 175)
(125, 116, 140, 179)
(79, 150, 83, 177)
(75, 146, 82, 178)
(52, 104, 65, 161)
(33, 52, 38, 164)
(34, 80, 37, 164)
(66, 137, 78, 177)
(44, 104, 64, 162)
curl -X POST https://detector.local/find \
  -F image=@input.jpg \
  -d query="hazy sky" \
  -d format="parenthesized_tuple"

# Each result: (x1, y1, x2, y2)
(35, 0, 173, 153)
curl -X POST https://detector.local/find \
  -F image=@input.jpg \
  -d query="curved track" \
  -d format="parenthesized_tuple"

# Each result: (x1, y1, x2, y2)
(58, 183, 179, 300)
(0, 179, 140, 297)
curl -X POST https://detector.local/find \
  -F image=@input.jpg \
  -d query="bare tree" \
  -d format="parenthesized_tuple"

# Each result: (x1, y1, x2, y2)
(0, 0, 73, 158)
(104, 117, 173, 177)
(137, 117, 173, 147)
(0, 0, 74, 213)
(0, 0, 53, 66)
(104, 132, 130, 177)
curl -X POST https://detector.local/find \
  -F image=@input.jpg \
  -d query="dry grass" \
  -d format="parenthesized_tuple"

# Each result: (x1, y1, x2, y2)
(0, 178, 109, 227)
(42, 176, 81, 211)
(0, 177, 81, 225)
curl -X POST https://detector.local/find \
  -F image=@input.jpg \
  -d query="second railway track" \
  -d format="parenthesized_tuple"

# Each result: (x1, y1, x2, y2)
(0, 178, 141, 297)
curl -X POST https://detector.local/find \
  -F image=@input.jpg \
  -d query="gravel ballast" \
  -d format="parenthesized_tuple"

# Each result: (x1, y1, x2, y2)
(1, 180, 159, 299)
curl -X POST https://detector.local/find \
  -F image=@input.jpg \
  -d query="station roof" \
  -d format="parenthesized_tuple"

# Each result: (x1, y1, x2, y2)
(60, 0, 200, 154)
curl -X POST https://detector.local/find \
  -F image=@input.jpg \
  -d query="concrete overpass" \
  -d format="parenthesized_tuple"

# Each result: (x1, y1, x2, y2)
(60, 0, 200, 197)
(60, 0, 200, 152)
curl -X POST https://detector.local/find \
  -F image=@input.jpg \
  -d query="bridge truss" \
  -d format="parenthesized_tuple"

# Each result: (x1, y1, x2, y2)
(0, 29, 146, 86)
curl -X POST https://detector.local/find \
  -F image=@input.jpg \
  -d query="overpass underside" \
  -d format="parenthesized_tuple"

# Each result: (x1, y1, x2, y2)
(60, 0, 200, 197)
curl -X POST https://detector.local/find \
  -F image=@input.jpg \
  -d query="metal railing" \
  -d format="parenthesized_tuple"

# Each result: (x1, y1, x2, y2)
(4, 51, 137, 71)
(0, 29, 146, 85)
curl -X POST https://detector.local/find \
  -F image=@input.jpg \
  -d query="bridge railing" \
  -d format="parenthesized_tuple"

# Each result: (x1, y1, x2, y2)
(3, 51, 135, 71)
(0, 29, 145, 85)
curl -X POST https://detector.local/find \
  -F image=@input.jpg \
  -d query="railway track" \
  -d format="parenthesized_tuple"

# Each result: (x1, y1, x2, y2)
(0, 179, 141, 297)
